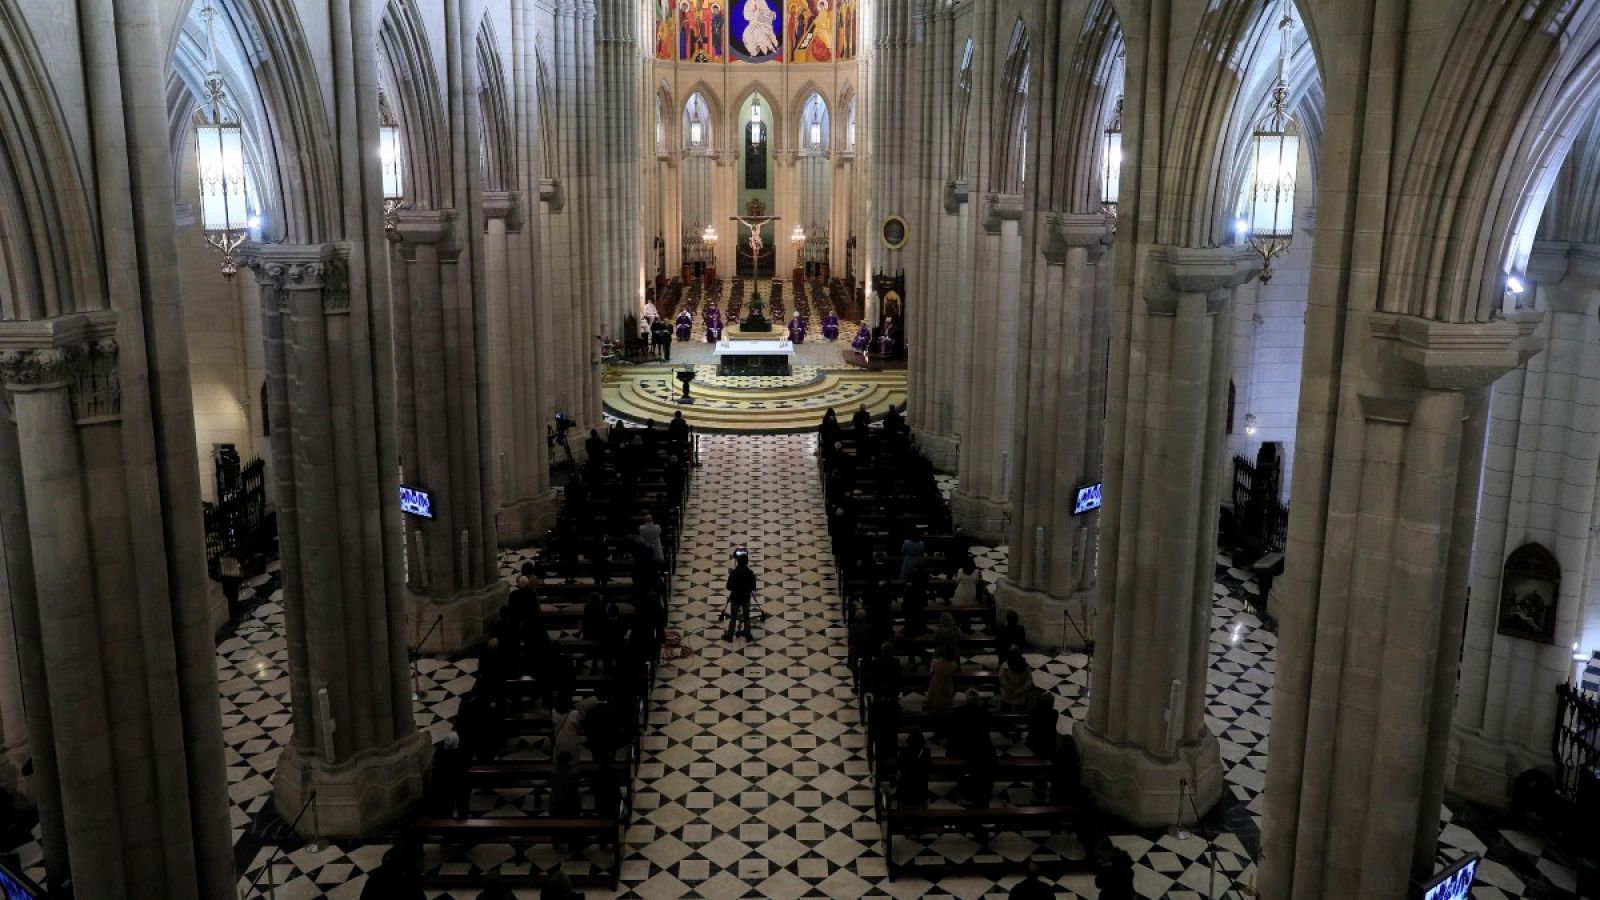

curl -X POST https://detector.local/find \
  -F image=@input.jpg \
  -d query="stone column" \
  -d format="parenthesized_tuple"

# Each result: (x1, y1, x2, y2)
(389, 210, 507, 651)
(241, 243, 430, 838)
(0, 316, 233, 897)
(1078, 246, 1257, 827)
(950, 195, 1023, 542)
(997, 214, 1111, 647)
(1260, 312, 1540, 897)
(485, 191, 559, 545)
(1452, 241, 1600, 806)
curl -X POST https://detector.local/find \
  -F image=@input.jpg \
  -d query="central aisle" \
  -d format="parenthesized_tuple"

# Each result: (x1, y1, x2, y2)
(622, 433, 888, 897)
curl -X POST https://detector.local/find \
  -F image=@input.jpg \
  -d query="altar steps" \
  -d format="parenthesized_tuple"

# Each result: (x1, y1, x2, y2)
(603, 366, 907, 433)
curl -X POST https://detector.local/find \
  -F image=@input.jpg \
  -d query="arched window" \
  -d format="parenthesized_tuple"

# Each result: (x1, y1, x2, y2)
(952, 37, 976, 179)
(994, 20, 1032, 193)
(683, 92, 711, 151)
(846, 96, 857, 153)
(800, 92, 830, 155)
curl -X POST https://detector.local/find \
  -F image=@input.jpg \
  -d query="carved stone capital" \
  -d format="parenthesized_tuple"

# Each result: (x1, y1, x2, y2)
(539, 177, 564, 211)
(944, 179, 970, 214)
(1143, 245, 1259, 315)
(482, 191, 524, 232)
(1042, 212, 1112, 265)
(239, 242, 352, 315)
(0, 313, 121, 419)
(983, 192, 1025, 234)
(1368, 312, 1544, 390)
(388, 208, 460, 260)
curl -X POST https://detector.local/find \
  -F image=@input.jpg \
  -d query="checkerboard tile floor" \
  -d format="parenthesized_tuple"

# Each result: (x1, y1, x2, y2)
(9, 433, 1576, 897)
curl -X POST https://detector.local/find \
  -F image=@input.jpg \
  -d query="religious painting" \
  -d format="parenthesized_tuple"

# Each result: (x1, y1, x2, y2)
(835, 0, 859, 61)
(678, 0, 725, 63)
(730, 0, 783, 63)
(787, 0, 833, 63)
(881, 215, 908, 249)
(653, 0, 676, 60)
(1498, 543, 1560, 643)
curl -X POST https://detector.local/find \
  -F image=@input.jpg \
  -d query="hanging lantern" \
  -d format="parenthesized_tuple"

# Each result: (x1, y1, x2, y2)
(1101, 95, 1123, 218)
(688, 99, 705, 148)
(193, 2, 253, 277)
(808, 106, 824, 149)
(749, 103, 765, 147)
(1243, 5, 1298, 283)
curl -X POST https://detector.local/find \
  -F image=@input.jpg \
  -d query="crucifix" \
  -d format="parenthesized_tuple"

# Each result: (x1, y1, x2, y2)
(732, 197, 780, 330)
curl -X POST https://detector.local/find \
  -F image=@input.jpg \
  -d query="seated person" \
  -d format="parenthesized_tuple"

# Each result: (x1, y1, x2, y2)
(822, 309, 840, 341)
(675, 309, 693, 341)
(787, 312, 807, 344)
(851, 322, 873, 352)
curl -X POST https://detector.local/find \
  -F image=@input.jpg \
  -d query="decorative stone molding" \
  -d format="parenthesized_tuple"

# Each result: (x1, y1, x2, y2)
(539, 177, 563, 210)
(482, 191, 524, 233)
(239, 242, 352, 314)
(943, 179, 970, 213)
(388, 208, 460, 262)
(0, 312, 121, 420)
(1042, 212, 1111, 265)
(1368, 311, 1543, 390)
(1143, 245, 1260, 315)
(982, 192, 1025, 234)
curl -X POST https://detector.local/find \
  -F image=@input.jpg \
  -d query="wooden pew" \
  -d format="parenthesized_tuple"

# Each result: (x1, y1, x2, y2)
(883, 804, 1094, 881)
(410, 813, 624, 888)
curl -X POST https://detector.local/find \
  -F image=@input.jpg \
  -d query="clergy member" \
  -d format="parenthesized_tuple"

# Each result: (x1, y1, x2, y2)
(851, 321, 872, 353)
(675, 309, 693, 342)
(822, 309, 840, 341)
(787, 312, 807, 344)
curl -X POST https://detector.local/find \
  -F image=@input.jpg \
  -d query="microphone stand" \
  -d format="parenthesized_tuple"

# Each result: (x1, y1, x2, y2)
(243, 789, 317, 899)
(412, 614, 445, 702)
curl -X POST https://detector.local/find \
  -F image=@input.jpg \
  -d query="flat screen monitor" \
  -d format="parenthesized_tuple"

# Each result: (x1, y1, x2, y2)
(0, 860, 43, 900)
(1073, 482, 1103, 516)
(1418, 854, 1479, 900)
(400, 485, 434, 519)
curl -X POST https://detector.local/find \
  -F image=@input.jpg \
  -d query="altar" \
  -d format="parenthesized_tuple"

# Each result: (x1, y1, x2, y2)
(714, 338, 794, 376)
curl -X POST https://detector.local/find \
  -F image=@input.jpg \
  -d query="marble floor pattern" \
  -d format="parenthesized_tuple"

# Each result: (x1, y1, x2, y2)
(7, 433, 1578, 898)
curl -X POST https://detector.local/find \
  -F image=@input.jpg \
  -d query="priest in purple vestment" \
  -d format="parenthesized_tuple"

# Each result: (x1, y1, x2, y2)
(821, 311, 840, 341)
(787, 313, 807, 344)
(706, 313, 724, 342)
(675, 310, 693, 342)
(851, 322, 872, 353)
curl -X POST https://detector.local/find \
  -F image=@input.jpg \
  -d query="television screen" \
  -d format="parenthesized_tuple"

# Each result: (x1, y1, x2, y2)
(400, 485, 433, 519)
(1419, 854, 1479, 900)
(0, 859, 43, 900)
(1073, 482, 1103, 516)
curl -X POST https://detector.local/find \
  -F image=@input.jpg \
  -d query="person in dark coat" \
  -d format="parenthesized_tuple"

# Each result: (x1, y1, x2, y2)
(847, 609, 872, 693)
(895, 729, 930, 809)
(724, 550, 757, 641)
(900, 576, 929, 638)
(583, 693, 623, 766)
(868, 693, 901, 769)
(1049, 734, 1084, 804)
(997, 609, 1027, 654)
(582, 592, 610, 644)
(1026, 691, 1059, 758)
(852, 403, 871, 433)
(429, 731, 471, 818)
(548, 751, 583, 817)
(870, 641, 902, 704)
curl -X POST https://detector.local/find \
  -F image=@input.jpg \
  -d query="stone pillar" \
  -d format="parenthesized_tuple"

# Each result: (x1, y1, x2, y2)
(950, 195, 1023, 541)
(241, 243, 430, 838)
(485, 192, 559, 546)
(1261, 312, 1540, 897)
(1078, 246, 1256, 827)
(1452, 242, 1599, 806)
(0, 317, 233, 897)
(997, 214, 1111, 648)
(388, 210, 508, 651)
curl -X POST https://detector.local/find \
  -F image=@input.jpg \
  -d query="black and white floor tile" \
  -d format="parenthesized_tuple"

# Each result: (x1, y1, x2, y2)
(9, 433, 1578, 897)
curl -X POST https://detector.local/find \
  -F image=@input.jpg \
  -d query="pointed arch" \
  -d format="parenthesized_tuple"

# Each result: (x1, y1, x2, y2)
(654, 79, 675, 156)
(379, 0, 447, 209)
(679, 79, 725, 152)
(1047, 0, 1124, 214)
(728, 83, 779, 153)
(534, 41, 557, 179)
(163, 0, 340, 243)
(797, 90, 831, 154)
(992, 18, 1032, 194)
(0, 0, 99, 319)
(477, 14, 514, 192)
